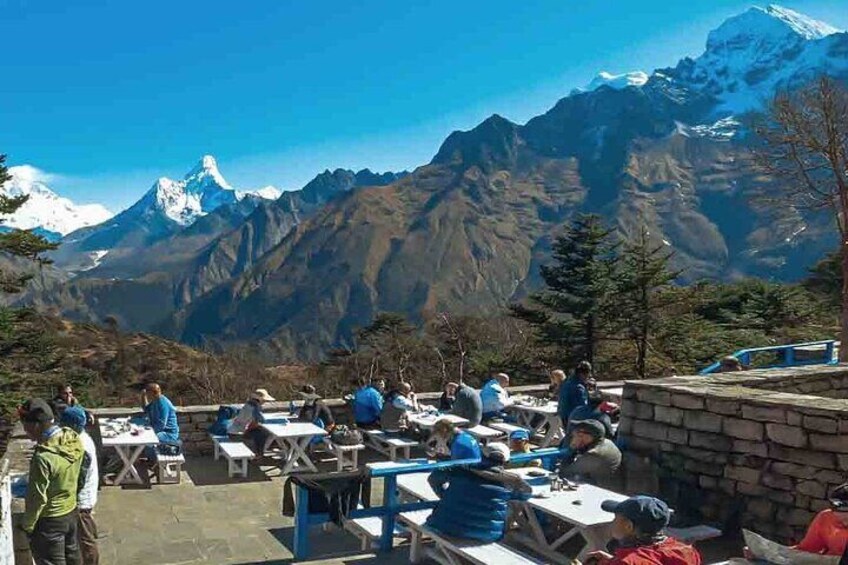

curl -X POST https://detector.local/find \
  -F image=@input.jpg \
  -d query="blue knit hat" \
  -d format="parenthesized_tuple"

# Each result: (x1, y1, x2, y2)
(509, 429, 530, 442)
(60, 405, 87, 432)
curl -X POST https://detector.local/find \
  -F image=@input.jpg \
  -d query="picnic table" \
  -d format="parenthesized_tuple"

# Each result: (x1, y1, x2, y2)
(511, 480, 627, 563)
(261, 421, 327, 474)
(407, 412, 469, 431)
(397, 471, 439, 502)
(507, 401, 562, 447)
(100, 418, 160, 486)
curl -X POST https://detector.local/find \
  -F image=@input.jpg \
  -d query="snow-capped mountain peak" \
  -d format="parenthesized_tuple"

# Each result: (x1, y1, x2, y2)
(667, 4, 847, 114)
(585, 71, 649, 92)
(1, 165, 113, 237)
(143, 155, 278, 225)
(707, 5, 839, 51)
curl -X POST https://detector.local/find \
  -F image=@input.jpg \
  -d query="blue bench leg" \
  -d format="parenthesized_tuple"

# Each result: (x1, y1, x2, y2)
(380, 475, 398, 552)
(294, 485, 310, 559)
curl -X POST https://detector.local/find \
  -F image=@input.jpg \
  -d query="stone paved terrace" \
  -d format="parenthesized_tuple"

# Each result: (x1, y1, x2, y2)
(63, 456, 409, 565)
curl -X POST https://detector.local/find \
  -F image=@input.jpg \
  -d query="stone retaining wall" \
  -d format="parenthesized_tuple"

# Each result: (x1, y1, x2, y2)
(619, 365, 848, 543)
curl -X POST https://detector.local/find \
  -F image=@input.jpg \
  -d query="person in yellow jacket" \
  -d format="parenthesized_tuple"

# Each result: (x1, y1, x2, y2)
(19, 398, 84, 565)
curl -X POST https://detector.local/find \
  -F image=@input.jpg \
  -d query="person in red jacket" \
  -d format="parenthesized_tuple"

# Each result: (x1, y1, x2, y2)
(794, 483, 848, 556)
(584, 496, 701, 565)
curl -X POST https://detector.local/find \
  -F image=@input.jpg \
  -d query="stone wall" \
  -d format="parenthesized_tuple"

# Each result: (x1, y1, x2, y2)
(619, 365, 848, 543)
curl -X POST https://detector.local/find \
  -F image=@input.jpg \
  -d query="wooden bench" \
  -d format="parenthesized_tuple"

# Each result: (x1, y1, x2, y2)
(362, 430, 419, 461)
(325, 439, 366, 471)
(465, 425, 506, 444)
(399, 509, 544, 565)
(155, 453, 185, 484)
(210, 434, 255, 478)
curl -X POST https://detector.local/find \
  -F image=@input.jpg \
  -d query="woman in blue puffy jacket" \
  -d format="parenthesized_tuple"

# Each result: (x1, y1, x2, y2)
(426, 443, 534, 542)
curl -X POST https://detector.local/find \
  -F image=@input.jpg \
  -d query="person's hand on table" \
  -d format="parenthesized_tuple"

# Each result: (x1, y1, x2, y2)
(583, 551, 614, 565)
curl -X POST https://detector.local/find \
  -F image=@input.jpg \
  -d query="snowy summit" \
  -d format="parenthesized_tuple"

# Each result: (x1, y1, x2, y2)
(1, 166, 113, 237)
(583, 71, 650, 92)
(139, 155, 279, 226)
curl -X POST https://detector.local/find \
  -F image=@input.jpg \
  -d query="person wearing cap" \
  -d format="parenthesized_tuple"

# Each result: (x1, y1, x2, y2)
(586, 496, 701, 564)
(19, 398, 85, 564)
(352, 378, 384, 429)
(141, 383, 180, 448)
(558, 419, 621, 490)
(298, 385, 335, 433)
(507, 429, 541, 468)
(559, 361, 591, 428)
(480, 373, 515, 422)
(426, 442, 535, 542)
(60, 406, 99, 565)
(568, 389, 615, 439)
(450, 382, 483, 426)
(381, 382, 419, 435)
(229, 388, 275, 456)
(792, 483, 848, 556)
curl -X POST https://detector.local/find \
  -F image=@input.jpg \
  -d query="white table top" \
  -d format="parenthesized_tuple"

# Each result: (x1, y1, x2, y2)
(397, 472, 439, 502)
(503, 467, 554, 481)
(527, 482, 627, 528)
(509, 401, 559, 415)
(264, 412, 298, 422)
(101, 426, 160, 447)
(261, 421, 327, 439)
(408, 413, 469, 429)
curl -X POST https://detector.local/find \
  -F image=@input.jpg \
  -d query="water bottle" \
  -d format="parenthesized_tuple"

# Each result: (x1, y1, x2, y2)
(289, 400, 296, 415)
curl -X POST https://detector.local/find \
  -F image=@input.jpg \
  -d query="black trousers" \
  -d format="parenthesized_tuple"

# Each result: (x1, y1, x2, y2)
(31, 510, 81, 565)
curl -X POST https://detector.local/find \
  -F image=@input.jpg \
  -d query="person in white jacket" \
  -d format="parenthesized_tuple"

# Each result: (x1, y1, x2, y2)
(480, 373, 514, 421)
(60, 406, 99, 565)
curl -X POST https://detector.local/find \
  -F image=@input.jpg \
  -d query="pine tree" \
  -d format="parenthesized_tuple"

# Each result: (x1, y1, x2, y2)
(617, 225, 682, 378)
(511, 213, 619, 365)
(0, 154, 57, 293)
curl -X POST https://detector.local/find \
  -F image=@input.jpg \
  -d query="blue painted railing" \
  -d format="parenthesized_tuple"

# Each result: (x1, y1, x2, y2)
(292, 447, 567, 559)
(699, 339, 837, 375)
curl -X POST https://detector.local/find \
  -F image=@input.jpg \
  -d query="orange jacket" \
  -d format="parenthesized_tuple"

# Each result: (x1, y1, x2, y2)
(796, 510, 848, 556)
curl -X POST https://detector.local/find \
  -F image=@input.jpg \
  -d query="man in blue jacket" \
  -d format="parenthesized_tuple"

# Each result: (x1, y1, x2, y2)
(558, 361, 591, 428)
(352, 378, 383, 429)
(426, 443, 534, 542)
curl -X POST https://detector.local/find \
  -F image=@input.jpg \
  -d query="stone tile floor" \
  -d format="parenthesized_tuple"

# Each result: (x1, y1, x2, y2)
(93, 452, 742, 564)
(95, 453, 408, 565)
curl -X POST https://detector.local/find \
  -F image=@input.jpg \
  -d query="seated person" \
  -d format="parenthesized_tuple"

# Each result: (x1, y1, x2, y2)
(427, 419, 482, 492)
(794, 483, 848, 556)
(481, 373, 514, 421)
(558, 419, 621, 489)
(507, 429, 541, 468)
(141, 383, 180, 454)
(567, 390, 615, 439)
(229, 388, 275, 456)
(426, 443, 534, 542)
(353, 378, 384, 429)
(438, 382, 458, 412)
(547, 369, 565, 400)
(451, 382, 483, 426)
(298, 384, 335, 432)
(381, 382, 419, 435)
(586, 496, 701, 564)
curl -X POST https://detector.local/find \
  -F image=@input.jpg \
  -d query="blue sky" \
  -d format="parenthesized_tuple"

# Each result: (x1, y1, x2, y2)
(2, 0, 846, 212)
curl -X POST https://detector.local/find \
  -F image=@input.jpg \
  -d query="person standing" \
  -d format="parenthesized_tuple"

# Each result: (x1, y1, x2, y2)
(558, 361, 591, 428)
(60, 407, 99, 565)
(19, 398, 84, 565)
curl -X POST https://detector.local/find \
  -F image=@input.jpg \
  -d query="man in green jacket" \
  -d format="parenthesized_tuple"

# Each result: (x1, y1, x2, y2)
(19, 398, 84, 565)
